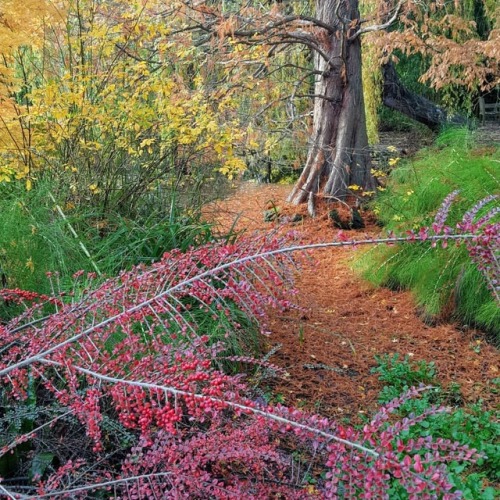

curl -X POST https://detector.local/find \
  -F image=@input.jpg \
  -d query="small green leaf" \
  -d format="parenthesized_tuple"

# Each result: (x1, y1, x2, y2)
(31, 452, 54, 480)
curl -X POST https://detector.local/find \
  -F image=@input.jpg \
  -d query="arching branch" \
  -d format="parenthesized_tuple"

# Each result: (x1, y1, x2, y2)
(350, 0, 404, 40)
(382, 61, 466, 130)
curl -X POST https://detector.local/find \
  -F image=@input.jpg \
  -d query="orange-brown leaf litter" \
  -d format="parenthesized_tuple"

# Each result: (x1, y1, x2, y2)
(204, 183, 499, 419)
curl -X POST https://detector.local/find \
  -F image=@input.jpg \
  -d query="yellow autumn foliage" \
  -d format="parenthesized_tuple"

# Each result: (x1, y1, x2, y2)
(0, 0, 252, 212)
(360, 0, 382, 145)
(0, 0, 58, 180)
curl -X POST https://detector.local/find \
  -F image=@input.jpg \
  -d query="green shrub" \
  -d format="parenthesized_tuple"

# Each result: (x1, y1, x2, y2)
(372, 353, 437, 403)
(371, 354, 500, 499)
(358, 128, 499, 335)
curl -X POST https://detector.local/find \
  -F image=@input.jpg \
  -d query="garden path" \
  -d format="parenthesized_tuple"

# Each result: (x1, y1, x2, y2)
(204, 182, 499, 419)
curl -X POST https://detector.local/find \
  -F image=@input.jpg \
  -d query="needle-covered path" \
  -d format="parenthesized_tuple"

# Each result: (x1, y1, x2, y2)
(204, 182, 499, 419)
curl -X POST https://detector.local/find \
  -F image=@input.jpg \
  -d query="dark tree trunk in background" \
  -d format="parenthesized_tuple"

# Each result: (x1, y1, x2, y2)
(288, 0, 376, 212)
(381, 62, 465, 130)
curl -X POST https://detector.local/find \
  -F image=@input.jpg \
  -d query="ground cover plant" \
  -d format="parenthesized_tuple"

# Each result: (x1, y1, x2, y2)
(359, 128, 499, 336)
(0, 191, 498, 498)
(371, 354, 499, 499)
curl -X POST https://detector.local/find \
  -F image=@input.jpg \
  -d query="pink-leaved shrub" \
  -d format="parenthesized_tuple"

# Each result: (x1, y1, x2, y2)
(0, 193, 497, 498)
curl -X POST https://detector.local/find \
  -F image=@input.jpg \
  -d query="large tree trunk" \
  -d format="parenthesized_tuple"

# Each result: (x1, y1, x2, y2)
(288, 0, 376, 212)
(381, 62, 465, 130)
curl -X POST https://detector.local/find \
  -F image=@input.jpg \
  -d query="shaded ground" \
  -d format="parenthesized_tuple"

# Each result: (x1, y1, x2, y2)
(204, 183, 499, 420)
(474, 121, 500, 145)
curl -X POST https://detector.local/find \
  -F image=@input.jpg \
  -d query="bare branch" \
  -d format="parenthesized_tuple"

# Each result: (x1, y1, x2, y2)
(0, 484, 25, 500)
(25, 473, 174, 499)
(39, 358, 381, 458)
(232, 14, 338, 37)
(350, 0, 404, 40)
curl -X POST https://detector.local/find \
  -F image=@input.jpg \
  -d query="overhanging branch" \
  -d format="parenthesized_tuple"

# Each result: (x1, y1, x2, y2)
(350, 0, 404, 40)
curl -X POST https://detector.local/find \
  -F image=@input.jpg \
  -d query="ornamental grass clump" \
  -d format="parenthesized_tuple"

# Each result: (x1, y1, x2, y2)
(359, 132, 499, 333)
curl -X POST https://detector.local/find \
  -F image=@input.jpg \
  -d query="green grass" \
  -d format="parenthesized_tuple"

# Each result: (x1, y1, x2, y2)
(0, 179, 217, 285)
(0, 180, 90, 296)
(86, 208, 215, 275)
(358, 128, 499, 336)
(0, 178, 217, 318)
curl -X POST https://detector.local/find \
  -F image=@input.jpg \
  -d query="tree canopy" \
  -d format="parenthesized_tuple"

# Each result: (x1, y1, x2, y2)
(0, 0, 498, 209)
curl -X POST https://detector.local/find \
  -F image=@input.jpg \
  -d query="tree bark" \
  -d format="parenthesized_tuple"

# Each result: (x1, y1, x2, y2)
(381, 62, 465, 130)
(288, 0, 376, 211)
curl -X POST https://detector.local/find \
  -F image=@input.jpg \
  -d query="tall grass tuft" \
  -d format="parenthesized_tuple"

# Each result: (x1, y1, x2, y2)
(0, 179, 218, 321)
(0, 180, 89, 295)
(86, 207, 215, 275)
(358, 128, 499, 335)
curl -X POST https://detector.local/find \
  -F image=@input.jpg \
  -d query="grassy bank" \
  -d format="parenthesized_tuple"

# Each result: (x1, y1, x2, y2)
(358, 128, 499, 336)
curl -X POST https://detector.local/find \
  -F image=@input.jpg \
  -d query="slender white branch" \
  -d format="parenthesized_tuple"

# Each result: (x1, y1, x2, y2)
(0, 410, 73, 458)
(350, 0, 405, 40)
(40, 358, 380, 457)
(0, 484, 25, 500)
(25, 472, 173, 499)
(0, 233, 475, 378)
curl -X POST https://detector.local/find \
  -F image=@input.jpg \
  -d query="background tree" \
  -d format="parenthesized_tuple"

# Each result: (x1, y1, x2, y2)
(0, 0, 55, 186)
(376, 0, 499, 128)
(176, 0, 499, 213)
(1, 0, 248, 218)
(1, 0, 498, 215)
(173, 0, 396, 213)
